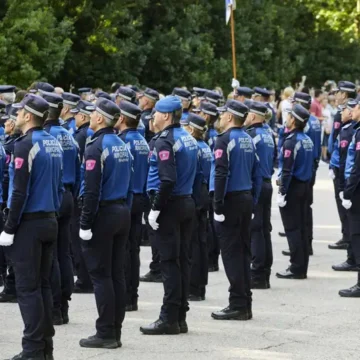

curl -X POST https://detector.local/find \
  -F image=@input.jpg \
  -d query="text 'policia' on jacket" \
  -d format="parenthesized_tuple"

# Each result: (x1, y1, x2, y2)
(277, 130, 314, 195)
(44, 120, 80, 193)
(209, 126, 262, 203)
(246, 123, 275, 180)
(119, 128, 149, 194)
(146, 124, 198, 207)
(5, 128, 63, 234)
(80, 127, 133, 230)
(344, 123, 360, 196)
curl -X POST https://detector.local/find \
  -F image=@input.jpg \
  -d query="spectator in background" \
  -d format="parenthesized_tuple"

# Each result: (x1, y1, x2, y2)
(321, 96, 333, 162)
(277, 86, 294, 126)
(310, 89, 324, 120)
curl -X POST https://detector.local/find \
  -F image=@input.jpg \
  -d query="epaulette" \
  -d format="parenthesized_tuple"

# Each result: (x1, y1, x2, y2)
(15, 134, 27, 142)
(160, 130, 169, 138)
(86, 136, 98, 146)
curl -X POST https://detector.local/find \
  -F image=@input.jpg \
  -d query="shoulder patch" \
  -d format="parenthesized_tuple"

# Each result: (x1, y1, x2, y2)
(160, 130, 169, 138)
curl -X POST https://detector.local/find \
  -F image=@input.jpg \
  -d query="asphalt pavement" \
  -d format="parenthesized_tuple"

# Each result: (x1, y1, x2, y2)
(1, 163, 359, 360)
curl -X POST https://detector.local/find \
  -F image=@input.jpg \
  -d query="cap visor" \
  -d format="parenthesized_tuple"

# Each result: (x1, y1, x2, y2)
(216, 106, 227, 113)
(192, 108, 201, 113)
(12, 102, 24, 109)
(70, 109, 80, 114)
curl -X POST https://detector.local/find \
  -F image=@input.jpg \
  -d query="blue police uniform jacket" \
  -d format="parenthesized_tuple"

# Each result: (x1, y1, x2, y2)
(205, 127, 218, 151)
(328, 110, 342, 154)
(119, 128, 149, 194)
(5, 127, 63, 234)
(197, 139, 212, 184)
(209, 126, 262, 209)
(181, 110, 189, 121)
(62, 117, 77, 136)
(74, 123, 94, 162)
(330, 135, 340, 169)
(137, 119, 146, 138)
(0, 127, 5, 145)
(344, 122, 360, 200)
(2, 134, 20, 204)
(147, 124, 198, 210)
(247, 123, 275, 180)
(305, 114, 321, 169)
(338, 121, 356, 191)
(80, 127, 133, 230)
(44, 120, 80, 193)
(0, 144, 6, 203)
(278, 129, 314, 195)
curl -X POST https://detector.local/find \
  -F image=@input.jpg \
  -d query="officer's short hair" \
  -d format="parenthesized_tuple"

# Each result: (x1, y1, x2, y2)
(293, 117, 306, 130)
(172, 109, 183, 124)
(232, 113, 246, 126)
(24, 109, 48, 126)
(123, 113, 140, 128)
(48, 105, 63, 120)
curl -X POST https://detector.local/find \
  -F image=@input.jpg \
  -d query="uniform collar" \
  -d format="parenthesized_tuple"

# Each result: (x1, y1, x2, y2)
(45, 119, 61, 126)
(25, 126, 43, 135)
(162, 123, 181, 131)
(64, 117, 75, 123)
(247, 122, 263, 130)
(78, 122, 90, 131)
(92, 126, 114, 139)
(119, 128, 137, 136)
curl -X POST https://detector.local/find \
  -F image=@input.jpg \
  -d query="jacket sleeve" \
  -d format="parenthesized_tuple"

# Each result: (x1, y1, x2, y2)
(338, 134, 348, 192)
(344, 132, 360, 200)
(279, 138, 295, 196)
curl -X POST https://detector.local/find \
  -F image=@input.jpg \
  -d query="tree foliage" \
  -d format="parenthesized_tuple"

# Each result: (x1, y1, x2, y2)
(0, 0, 359, 92)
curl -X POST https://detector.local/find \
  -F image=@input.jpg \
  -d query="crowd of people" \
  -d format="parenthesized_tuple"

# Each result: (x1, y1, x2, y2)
(0, 78, 359, 360)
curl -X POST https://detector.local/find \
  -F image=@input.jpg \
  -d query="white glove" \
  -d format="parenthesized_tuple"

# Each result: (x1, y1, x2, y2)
(339, 192, 344, 201)
(342, 199, 352, 210)
(231, 78, 240, 89)
(148, 210, 160, 230)
(214, 213, 225, 222)
(142, 213, 146, 225)
(79, 229, 93, 241)
(277, 193, 287, 208)
(251, 213, 255, 220)
(0, 232, 14, 246)
(328, 169, 336, 180)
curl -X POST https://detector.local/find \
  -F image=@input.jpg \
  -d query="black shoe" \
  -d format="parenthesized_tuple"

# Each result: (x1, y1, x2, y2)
(276, 269, 306, 279)
(188, 294, 205, 301)
(52, 313, 63, 326)
(139, 271, 162, 283)
(211, 306, 251, 320)
(251, 279, 269, 290)
(332, 261, 358, 272)
(278, 232, 286, 237)
(339, 284, 360, 297)
(44, 354, 54, 360)
(115, 329, 122, 348)
(6, 352, 45, 360)
(208, 264, 219, 272)
(179, 320, 188, 333)
(140, 318, 180, 335)
(328, 239, 348, 250)
(0, 292, 17, 303)
(282, 250, 291, 256)
(73, 285, 93, 294)
(79, 335, 118, 349)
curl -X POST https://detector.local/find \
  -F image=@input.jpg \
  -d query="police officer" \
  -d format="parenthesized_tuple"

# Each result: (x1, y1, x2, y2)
(210, 100, 261, 321)
(0, 106, 21, 303)
(276, 104, 314, 279)
(0, 94, 63, 360)
(71, 101, 96, 294)
(140, 96, 197, 335)
(332, 99, 358, 271)
(183, 113, 212, 301)
(328, 81, 357, 250)
(245, 101, 275, 289)
(139, 110, 163, 283)
(138, 88, 159, 142)
(339, 97, 360, 297)
(234, 87, 254, 103)
(42, 92, 80, 326)
(114, 86, 136, 106)
(115, 100, 149, 311)
(78, 87, 92, 101)
(203, 90, 222, 106)
(191, 87, 208, 109)
(61, 92, 81, 135)
(79, 98, 132, 349)
(172, 88, 192, 121)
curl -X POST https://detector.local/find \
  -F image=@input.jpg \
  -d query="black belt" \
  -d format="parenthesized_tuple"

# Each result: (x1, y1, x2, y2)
(226, 190, 251, 196)
(99, 199, 126, 207)
(64, 184, 73, 192)
(22, 212, 56, 220)
(263, 178, 272, 183)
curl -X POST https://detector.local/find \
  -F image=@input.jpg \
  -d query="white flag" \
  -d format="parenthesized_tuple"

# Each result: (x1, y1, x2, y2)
(226, 0, 236, 25)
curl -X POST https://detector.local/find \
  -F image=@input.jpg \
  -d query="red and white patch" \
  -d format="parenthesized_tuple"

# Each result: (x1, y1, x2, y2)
(284, 149, 292, 158)
(356, 142, 360, 151)
(6, 154, 11, 165)
(159, 150, 170, 161)
(15, 157, 24, 169)
(334, 122, 340, 129)
(340, 140, 349, 148)
(86, 159, 96, 171)
(214, 149, 223, 159)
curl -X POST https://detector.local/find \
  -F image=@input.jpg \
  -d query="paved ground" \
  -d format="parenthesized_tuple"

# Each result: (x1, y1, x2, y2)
(1, 164, 359, 360)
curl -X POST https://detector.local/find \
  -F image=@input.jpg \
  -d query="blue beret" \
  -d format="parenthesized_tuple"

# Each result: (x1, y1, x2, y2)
(287, 104, 310, 123)
(78, 87, 92, 94)
(254, 87, 272, 98)
(0, 85, 16, 94)
(13, 93, 49, 117)
(62, 92, 80, 106)
(249, 101, 268, 117)
(70, 100, 95, 115)
(141, 88, 159, 101)
(217, 99, 249, 118)
(204, 90, 222, 105)
(96, 98, 121, 121)
(236, 87, 254, 98)
(119, 100, 142, 120)
(95, 90, 112, 101)
(293, 92, 311, 106)
(155, 96, 182, 113)
(116, 86, 136, 103)
(172, 88, 192, 101)
(188, 113, 206, 131)
(41, 91, 63, 109)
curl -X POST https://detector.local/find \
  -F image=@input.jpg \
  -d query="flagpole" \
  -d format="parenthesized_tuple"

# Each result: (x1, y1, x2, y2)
(230, 5, 237, 79)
